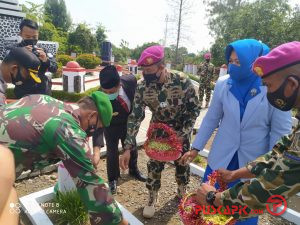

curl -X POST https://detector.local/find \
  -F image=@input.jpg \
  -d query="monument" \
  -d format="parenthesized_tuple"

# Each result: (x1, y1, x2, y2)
(0, 0, 25, 60)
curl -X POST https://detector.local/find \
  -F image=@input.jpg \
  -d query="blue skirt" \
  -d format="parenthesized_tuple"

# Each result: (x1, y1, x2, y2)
(202, 151, 258, 225)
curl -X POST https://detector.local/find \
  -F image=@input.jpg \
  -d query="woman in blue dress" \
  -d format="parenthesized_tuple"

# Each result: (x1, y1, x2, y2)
(190, 39, 292, 224)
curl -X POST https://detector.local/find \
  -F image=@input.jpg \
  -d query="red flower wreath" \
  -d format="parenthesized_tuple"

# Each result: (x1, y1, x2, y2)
(178, 171, 236, 225)
(144, 123, 182, 162)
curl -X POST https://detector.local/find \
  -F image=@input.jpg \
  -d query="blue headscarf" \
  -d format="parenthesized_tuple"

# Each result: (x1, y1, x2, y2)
(225, 39, 269, 121)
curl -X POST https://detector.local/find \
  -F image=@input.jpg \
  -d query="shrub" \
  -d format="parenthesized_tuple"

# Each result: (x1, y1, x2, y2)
(187, 73, 200, 82)
(52, 62, 63, 79)
(6, 86, 100, 102)
(57, 54, 73, 66)
(76, 54, 101, 69)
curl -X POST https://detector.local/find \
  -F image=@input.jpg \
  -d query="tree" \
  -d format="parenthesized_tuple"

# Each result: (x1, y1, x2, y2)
(21, 1, 45, 25)
(168, 0, 193, 64)
(68, 23, 97, 54)
(95, 24, 107, 52)
(204, 0, 299, 66)
(44, 0, 72, 31)
(39, 22, 68, 53)
(131, 42, 159, 60)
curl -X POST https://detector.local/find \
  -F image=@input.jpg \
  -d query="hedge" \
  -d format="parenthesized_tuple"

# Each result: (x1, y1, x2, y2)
(6, 86, 100, 102)
(57, 55, 74, 66)
(76, 54, 101, 69)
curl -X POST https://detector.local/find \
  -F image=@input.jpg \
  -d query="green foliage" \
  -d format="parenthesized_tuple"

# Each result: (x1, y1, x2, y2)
(52, 61, 63, 78)
(95, 24, 107, 52)
(21, 1, 45, 25)
(6, 86, 100, 102)
(187, 73, 200, 82)
(54, 190, 89, 225)
(39, 22, 69, 53)
(193, 155, 207, 168)
(5, 88, 15, 100)
(205, 0, 300, 66)
(68, 23, 98, 54)
(57, 54, 73, 66)
(131, 42, 159, 60)
(76, 54, 101, 69)
(39, 22, 56, 41)
(44, 0, 72, 31)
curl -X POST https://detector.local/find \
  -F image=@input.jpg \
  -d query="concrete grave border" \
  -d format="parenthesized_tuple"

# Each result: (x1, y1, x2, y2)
(19, 186, 144, 225)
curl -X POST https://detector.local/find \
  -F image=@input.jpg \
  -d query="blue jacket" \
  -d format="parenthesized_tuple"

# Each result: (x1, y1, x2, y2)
(192, 75, 292, 170)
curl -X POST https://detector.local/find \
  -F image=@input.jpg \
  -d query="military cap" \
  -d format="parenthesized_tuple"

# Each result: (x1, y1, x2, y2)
(99, 65, 120, 89)
(90, 91, 113, 127)
(204, 52, 211, 59)
(138, 45, 164, 67)
(4, 47, 41, 83)
(253, 41, 300, 77)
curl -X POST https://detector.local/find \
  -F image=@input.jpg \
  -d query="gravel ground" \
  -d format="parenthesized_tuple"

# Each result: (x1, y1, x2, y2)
(17, 149, 296, 225)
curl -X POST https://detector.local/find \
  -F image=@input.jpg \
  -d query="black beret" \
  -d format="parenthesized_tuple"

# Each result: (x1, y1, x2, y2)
(99, 65, 120, 89)
(3, 47, 41, 83)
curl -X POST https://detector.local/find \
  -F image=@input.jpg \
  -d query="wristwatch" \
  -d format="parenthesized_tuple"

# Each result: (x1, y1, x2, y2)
(206, 191, 217, 207)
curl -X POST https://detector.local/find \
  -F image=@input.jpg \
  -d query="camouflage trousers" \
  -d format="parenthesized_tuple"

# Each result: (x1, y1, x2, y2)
(198, 79, 212, 104)
(146, 139, 190, 191)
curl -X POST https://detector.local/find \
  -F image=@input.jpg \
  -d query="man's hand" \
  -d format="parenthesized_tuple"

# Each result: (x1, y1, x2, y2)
(195, 183, 217, 205)
(120, 149, 131, 171)
(25, 46, 48, 62)
(179, 149, 199, 165)
(218, 168, 237, 183)
(92, 147, 101, 169)
(218, 167, 255, 183)
(36, 48, 48, 62)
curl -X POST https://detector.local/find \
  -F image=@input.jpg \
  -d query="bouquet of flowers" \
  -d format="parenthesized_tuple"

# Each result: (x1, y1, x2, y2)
(178, 171, 236, 225)
(144, 123, 182, 162)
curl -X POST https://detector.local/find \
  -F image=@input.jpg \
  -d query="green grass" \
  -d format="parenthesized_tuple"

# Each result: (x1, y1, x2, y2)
(193, 155, 207, 168)
(54, 190, 89, 225)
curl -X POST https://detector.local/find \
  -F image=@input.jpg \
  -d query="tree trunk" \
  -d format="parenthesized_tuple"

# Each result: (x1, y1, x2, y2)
(175, 0, 183, 64)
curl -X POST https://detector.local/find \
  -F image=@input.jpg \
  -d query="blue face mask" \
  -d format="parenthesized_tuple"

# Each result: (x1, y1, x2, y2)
(108, 91, 119, 100)
(228, 64, 244, 81)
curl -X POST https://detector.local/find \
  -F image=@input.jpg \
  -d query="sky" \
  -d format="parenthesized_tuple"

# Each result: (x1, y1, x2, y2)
(19, 0, 298, 54)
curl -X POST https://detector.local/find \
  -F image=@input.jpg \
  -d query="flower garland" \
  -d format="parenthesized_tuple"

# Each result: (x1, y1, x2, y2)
(144, 123, 182, 162)
(178, 171, 236, 225)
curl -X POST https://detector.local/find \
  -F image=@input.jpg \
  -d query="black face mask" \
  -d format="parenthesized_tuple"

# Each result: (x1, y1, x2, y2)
(22, 39, 38, 46)
(143, 72, 160, 85)
(85, 115, 98, 137)
(267, 75, 300, 111)
(11, 68, 26, 86)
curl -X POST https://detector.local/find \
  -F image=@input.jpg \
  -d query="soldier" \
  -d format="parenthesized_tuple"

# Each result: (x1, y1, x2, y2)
(119, 45, 200, 218)
(0, 51, 127, 224)
(0, 91, 128, 225)
(197, 52, 215, 108)
(195, 41, 300, 220)
(93, 65, 146, 195)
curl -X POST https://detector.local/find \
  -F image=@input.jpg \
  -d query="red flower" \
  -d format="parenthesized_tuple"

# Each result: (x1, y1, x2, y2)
(144, 123, 182, 162)
(179, 171, 236, 225)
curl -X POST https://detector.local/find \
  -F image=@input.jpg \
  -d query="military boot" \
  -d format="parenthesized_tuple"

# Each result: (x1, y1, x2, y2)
(177, 184, 187, 199)
(143, 190, 159, 218)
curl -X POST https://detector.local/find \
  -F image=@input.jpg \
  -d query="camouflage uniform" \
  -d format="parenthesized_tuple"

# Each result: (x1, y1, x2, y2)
(124, 72, 200, 192)
(0, 95, 122, 225)
(221, 113, 300, 219)
(197, 61, 215, 106)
